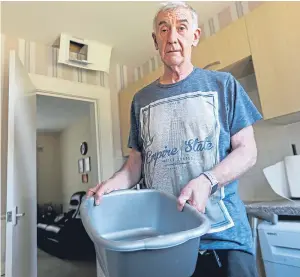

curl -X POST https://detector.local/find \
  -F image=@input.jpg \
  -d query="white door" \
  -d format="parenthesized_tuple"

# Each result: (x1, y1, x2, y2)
(5, 50, 37, 277)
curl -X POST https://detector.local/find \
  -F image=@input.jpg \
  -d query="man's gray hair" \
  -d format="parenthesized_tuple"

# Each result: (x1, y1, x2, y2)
(153, 1, 199, 32)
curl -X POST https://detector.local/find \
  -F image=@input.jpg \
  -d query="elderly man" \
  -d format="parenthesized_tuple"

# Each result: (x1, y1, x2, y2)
(87, 2, 261, 276)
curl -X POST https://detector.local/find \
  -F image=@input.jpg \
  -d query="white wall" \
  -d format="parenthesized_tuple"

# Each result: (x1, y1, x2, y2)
(89, 104, 99, 189)
(238, 74, 300, 201)
(36, 132, 62, 205)
(109, 57, 126, 171)
(287, 122, 300, 149)
(60, 114, 96, 210)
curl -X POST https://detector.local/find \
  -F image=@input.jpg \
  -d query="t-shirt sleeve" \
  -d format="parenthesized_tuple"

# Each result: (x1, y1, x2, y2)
(127, 96, 142, 152)
(226, 74, 263, 137)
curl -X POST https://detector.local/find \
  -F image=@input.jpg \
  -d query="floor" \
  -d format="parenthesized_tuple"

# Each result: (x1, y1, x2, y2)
(37, 248, 97, 277)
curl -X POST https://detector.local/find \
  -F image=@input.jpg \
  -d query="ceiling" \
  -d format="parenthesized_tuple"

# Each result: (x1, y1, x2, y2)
(37, 95, 92, 132)
(1, 1, 230, 67)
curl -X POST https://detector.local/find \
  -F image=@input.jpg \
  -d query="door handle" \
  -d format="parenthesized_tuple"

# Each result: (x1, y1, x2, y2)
(1, 207, 25, 225)
(16, 212, 25, 218)
(203, 61, 221, 70)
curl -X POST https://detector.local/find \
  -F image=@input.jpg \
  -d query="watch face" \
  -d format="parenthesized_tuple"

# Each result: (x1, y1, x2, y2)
(80, 142, 88, 155)
(211, 184, 218, 195)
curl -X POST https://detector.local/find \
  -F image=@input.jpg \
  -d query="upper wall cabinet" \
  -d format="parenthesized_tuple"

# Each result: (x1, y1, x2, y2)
(192, 17, 251, 73)
(192, 34, 219, 70)
(214, 17, 251, 70)
(245, 2, 300, 120)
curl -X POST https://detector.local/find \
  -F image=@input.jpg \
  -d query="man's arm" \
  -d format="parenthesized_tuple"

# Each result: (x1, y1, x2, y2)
(210, 125, 257, 188)
(178, 74, 262, 212)
(109, 148, 142, 189)
(87, 148, 142, 204)
(178, 125, 258, 212)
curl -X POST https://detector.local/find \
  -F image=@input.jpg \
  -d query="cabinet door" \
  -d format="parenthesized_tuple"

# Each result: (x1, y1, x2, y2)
(214, 17, 251, 70)
(192, 17, 251, 71)
(192, 35, 219, 70)
(119, 66, 163, 156)
(246, 2, 300, 119)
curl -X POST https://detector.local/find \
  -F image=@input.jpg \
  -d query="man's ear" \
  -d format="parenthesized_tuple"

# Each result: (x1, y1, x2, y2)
(152, 32, 159, 50)
(192, 28, 201, 47)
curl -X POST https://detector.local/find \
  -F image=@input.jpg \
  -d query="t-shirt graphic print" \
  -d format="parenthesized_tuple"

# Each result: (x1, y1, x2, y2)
(140, 91, 234, 233)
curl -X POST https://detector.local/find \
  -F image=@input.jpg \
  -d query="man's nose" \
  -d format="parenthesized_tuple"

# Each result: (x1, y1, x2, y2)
(167, 27, 178, 44)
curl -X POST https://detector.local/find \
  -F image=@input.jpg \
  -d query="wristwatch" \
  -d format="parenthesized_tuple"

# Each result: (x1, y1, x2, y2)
(202, 171, 219, 195)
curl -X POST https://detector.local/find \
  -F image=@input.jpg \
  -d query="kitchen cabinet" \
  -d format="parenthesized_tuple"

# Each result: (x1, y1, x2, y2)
(214, 17, 251, 70)
(245, 2, 300, 120)
(192, 17, 251, 72)
(192, 34, 219, 70)
(119, 66, 163, 156)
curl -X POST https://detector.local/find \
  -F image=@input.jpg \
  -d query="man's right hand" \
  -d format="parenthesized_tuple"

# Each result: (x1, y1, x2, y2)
(86, 180, 122, 205)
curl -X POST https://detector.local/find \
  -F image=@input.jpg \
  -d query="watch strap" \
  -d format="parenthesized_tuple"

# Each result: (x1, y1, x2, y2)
(202, 171, 219, 195)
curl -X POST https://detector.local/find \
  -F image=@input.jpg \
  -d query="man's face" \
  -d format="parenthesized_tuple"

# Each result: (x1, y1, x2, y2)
(152, 7, 201, 67)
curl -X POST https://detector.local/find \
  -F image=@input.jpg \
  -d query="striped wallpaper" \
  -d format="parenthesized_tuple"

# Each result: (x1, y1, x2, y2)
(116, 1, 263, 91)
(0, 34, 109, 89)
(1, 1, 263, 93)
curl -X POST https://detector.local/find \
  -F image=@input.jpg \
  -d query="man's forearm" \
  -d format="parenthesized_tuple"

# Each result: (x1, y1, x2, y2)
(109, 150, 142, 189)
(210, 144, 257, 187)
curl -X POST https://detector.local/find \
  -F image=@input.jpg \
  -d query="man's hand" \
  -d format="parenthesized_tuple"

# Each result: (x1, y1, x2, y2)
(86, 180, 123, 205)
(177, 175, 212, 213)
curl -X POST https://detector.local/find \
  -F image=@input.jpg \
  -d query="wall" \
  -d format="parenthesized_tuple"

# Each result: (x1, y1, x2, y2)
(287, 122, 300, 149)
(0, 32, 113, 272)
(1, 34, 109, 87)
(36, 132, 63, 205)
(89, 102, 99, 190)
(109, 58, 127, 171)
(0, 32, 110, 211)
(0, 32, 111, 272)
(0, 32, 111, 212)
(237, 74, 300, 201)
(60, 115, 96, 210)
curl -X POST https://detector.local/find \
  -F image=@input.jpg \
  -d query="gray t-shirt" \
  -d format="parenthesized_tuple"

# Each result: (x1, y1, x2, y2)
(128, 67, 262, 254)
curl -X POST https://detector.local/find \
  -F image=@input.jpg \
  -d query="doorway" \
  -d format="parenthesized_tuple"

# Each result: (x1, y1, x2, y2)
(3, 52, 114, 277)
(35, 95, 97, 277)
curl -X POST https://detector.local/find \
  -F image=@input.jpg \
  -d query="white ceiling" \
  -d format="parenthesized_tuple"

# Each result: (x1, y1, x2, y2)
(37, 95, 92, 132)
(1, 1, 230, 66)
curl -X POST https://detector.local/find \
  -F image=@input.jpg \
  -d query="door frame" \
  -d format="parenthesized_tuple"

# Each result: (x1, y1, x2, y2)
(29, 73, 115, 183)
(17, 73, 114, 276)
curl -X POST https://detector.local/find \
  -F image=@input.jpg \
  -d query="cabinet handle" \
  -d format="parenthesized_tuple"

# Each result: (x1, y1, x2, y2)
(203, 61, 221, 69)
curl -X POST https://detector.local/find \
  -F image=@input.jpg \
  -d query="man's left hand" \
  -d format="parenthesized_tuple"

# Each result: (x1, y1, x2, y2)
(177, 175, 212, 213)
